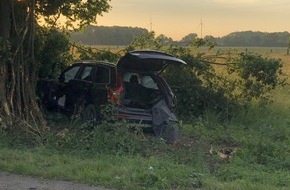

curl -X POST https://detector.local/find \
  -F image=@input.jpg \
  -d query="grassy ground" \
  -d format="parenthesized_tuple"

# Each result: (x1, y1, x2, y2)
(0, 47, 290, 189)
(1, 87, 290, 190)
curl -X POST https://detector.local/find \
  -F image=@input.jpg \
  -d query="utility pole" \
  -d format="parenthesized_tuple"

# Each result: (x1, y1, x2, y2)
(150, 17, 153, 32)
(200, 18, 203, 38)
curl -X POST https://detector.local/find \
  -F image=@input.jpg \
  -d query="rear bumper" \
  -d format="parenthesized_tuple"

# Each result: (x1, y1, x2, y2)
(116, 106, 153, 123)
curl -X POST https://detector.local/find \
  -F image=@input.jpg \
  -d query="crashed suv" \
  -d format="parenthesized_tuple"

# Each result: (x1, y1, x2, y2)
(39, 50, 186, 143)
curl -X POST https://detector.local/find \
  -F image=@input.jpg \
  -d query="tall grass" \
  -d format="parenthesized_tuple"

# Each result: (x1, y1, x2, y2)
(1, 93, 290, 190)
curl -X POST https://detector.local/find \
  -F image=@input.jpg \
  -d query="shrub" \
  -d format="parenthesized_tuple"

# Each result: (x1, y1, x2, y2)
(164, 46, 285, 120)
(37, 28, 72, 80)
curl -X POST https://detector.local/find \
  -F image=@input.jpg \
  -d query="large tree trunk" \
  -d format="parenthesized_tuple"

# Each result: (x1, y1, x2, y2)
(0, 0, 12, 121)
(0, 0, 11, 38)
(0, 0, 46, 133)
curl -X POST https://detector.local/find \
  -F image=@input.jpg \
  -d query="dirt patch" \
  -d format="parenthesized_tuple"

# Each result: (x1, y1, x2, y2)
(0, 171, 111, 190)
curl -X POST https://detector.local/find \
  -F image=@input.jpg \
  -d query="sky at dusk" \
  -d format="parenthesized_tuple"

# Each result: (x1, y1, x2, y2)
(96, 0, 290, 40)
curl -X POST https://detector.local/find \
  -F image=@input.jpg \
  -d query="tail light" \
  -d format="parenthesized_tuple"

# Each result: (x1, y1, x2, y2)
(109, 74, 123, 104)
(109, 88, 122, 104)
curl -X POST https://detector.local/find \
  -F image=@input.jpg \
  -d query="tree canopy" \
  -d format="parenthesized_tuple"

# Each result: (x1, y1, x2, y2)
(36, 0, 111, 28)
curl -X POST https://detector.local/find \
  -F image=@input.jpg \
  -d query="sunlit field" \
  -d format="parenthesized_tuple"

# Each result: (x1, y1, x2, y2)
(214, 46, 290, 74)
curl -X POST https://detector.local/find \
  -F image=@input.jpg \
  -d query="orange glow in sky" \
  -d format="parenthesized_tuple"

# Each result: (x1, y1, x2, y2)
(96, 0, 290, 40)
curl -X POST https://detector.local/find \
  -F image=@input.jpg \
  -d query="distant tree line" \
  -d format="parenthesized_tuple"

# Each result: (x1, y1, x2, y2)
(70, 26, 290, 47)
(211, 31, 290, 47)
(70, 25, 148, 46)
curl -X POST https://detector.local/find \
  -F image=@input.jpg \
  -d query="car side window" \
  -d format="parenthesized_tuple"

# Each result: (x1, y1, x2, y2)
(80, 66, 93, 82)
(95, 66, 110, 84)
(64, 66, 80, 83)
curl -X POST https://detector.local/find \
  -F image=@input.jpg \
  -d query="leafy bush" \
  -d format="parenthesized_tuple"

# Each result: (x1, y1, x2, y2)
(226, 52, 284, 101)
(37, 28, 72, 80)
(163, 46, 239, 119)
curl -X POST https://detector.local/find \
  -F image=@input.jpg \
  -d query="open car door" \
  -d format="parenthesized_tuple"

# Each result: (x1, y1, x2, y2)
(117, 50, 186, 73)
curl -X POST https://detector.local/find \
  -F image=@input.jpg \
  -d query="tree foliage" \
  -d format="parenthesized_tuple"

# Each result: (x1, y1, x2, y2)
(38, 29, 73, 80)
(156, 34, 174, 46)
(0, 0, 111, 129)
(179, 33, 198, 46)
(227, 53, 284, 100)
(219, 31, 290, 47)
(36, 0, 111, 29)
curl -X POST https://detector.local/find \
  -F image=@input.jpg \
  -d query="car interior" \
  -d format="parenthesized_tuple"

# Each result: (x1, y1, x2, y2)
(122, 72, 163, 109)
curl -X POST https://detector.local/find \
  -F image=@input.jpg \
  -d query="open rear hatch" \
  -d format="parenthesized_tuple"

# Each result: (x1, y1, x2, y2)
(117, 50, 186, 73)
(117, 50, 187, 109)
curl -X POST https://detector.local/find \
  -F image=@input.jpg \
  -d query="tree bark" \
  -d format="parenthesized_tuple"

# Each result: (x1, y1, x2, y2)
(0, 0, 12, 120)
(0, 0, 11, 38)
(0, 0, 46, 130)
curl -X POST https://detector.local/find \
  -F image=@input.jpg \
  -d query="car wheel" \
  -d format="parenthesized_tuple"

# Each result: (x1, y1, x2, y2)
(82, 104, 98, 122)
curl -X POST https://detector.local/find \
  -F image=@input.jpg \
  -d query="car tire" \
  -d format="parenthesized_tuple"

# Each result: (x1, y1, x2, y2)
(82, 104, 98, 122)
